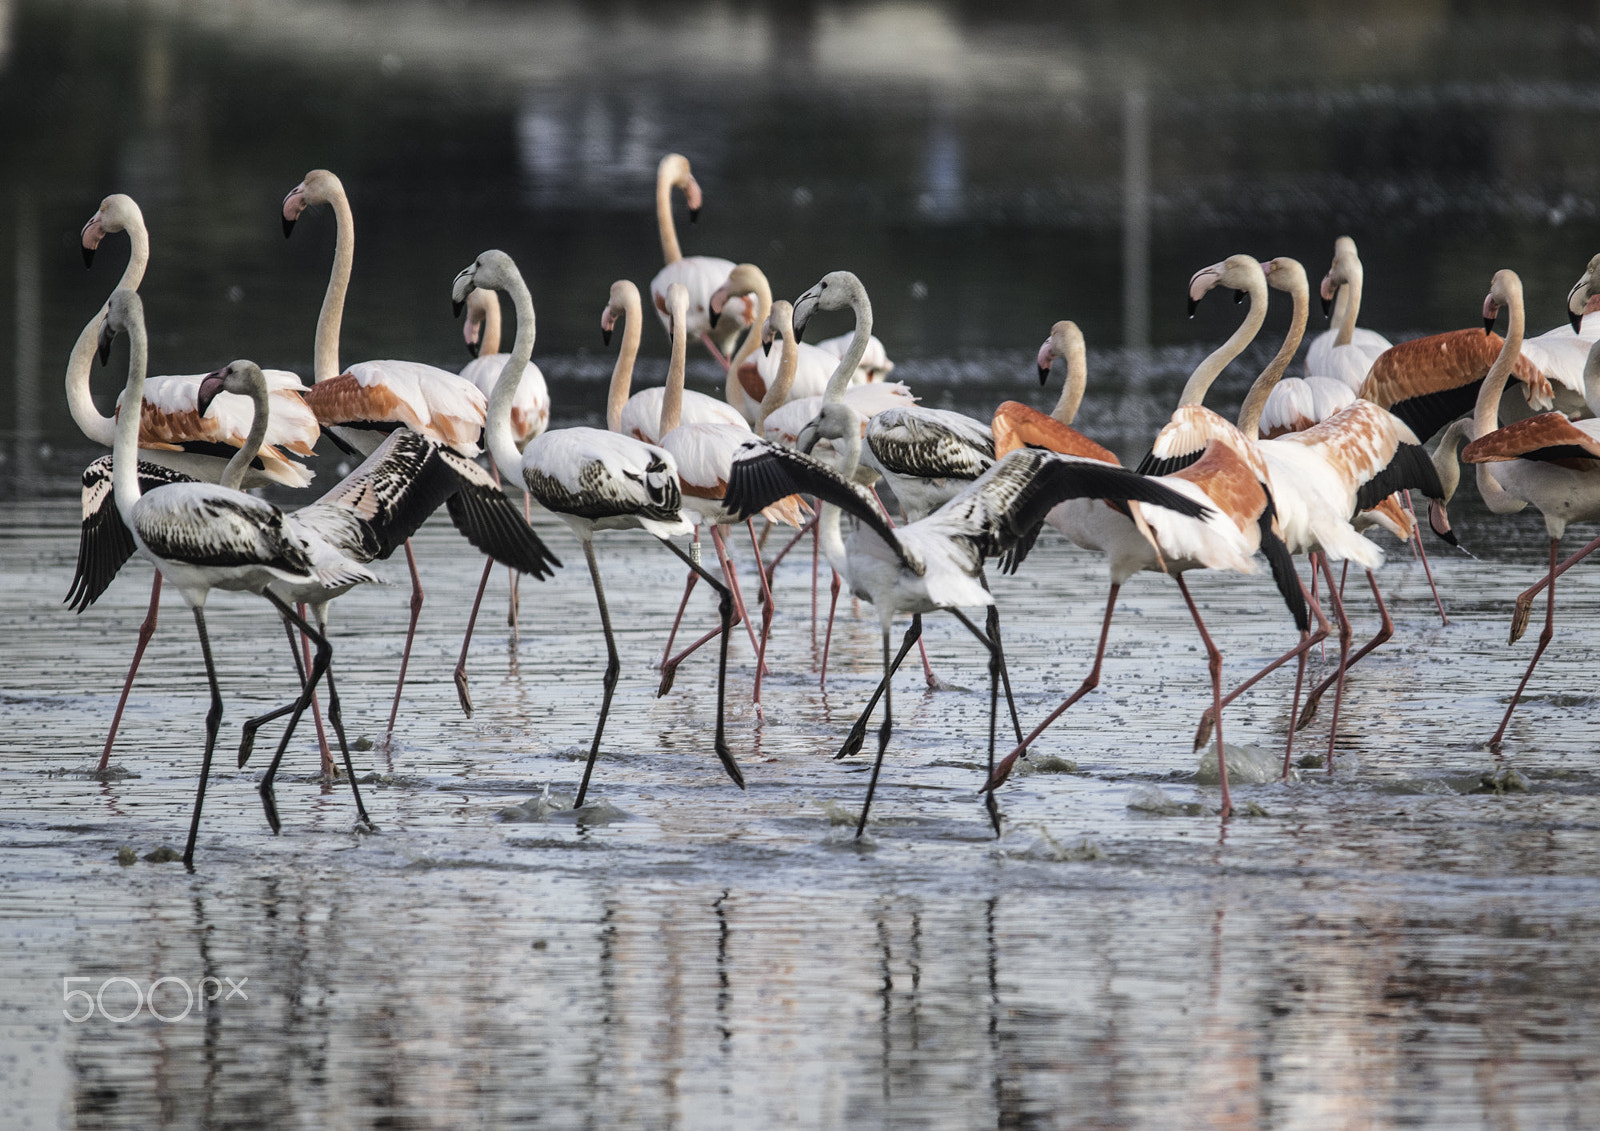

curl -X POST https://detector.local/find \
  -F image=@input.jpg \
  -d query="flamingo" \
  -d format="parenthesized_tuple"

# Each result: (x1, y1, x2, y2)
(1456, 269, 1600, 751)
(282, 168, 498, 733)
(70, 193, 320, 774)
(97, 289, 377, 867)
(708, 263, 882, 425)
(653, 283, 808, 700)
(649, 153, 739, 366)
(791, 270, 1007, 700)
(724, 405, 1217, 837)
(1170, 257, 1448, 766)
(450, 250, 744, 805)
(981, 319, 1314, 815)
(607, 277, 747, 442)
(1304, 236, 1393, 389)
(452, 285, 552, 686)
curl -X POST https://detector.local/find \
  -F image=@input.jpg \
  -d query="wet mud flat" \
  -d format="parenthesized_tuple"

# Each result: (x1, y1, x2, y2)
(2, 497, 1599, 1128)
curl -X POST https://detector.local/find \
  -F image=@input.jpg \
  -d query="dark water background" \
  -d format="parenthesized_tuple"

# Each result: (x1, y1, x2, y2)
(5, 0, 1600, 489)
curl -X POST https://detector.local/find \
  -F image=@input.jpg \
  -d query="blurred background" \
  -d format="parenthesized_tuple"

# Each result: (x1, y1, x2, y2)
(4, 0, 1600, 494)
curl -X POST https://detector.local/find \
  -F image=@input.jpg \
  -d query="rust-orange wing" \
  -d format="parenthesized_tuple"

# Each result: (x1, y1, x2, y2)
(1170, 441, 1265, 533)
(990, 402, 1120, 465)
(736, 360, 767, 404)
(303, 373, 420, 431)
(1462, 413, 1600, 467)
(1359, 329, 1553, 442)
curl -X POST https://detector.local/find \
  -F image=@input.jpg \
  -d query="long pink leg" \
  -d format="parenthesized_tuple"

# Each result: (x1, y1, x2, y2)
(747, 519, 777, 704)
(97, 571, 163, 772)
(386, 539, 425, 737)
(1279, 560, 1335, 774)
(812, 520, 820, 645)
(1509, 532, 1600, 643)
(453, 556, 495, 717)
(1296, 568, 1394, 730)
(1401, 491, 1447, 626)
(1176, 574, 1231, 820)
(1318, 553, 1354, 769)
(983, 583, 1119, 792)
(658, 527, 763, 693)
(1192, 556, 1332, 750)
(299, 603, 333, 779)
(659, 526, 702, 669)
(820, 570, 842, 690)
(1490, 538, 1562, 753)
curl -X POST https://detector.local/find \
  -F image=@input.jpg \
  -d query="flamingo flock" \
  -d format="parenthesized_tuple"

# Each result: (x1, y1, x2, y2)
(55, 153, 1600, 866)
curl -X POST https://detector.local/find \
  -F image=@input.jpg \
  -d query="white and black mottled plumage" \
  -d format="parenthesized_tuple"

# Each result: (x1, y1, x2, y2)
(726, 438, 1212, 612)
(67, 455, 197, 612)
(863, 406, 997, 522)
(520, 427, 690, 538)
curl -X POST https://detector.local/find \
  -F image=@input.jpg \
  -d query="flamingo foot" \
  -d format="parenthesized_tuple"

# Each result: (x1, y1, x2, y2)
(837, 718, 869, 760)
(259, 781, 282, 836)
(657, 663, 678, 698)
(1192, 710, 1216, 752)
(1295, 686, 1327, 731)
(454, 666, 474, 718)
(1510, 596, 1533, 645)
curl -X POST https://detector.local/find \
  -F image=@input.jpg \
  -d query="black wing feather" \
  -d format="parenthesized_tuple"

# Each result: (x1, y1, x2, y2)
(1353, 441, 1446, 514)
(1258, 493, 1310, 633)
(1134, 449, 1204, 477)
(66, 457, 198, 612)
(726, 442, 917, 572)
(435, 448, 562, 578)
(1385, 381, 1481, 447)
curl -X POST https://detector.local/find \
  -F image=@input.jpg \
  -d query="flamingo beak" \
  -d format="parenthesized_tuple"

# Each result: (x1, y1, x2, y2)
(96, 318, 115, 367)
(1186, 296, 1201, 318)
(1036, 341, 1054, 384)
(281, 183, 307, 238)
(1428, 499, 1458, 546)
(1570, 308, 1584, 333)
(197, 370, 227, 417)
(81, 213, 105, 269)
(1233, 290, 1246, 305)
(1482, 297, 1499, 335)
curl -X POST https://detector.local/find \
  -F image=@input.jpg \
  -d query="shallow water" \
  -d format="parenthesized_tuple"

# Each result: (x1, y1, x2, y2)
(2, 495, 1599, 1128)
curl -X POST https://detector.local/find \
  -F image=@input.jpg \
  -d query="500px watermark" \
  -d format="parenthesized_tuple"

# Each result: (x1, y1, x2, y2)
(62, 976, 248, 1023)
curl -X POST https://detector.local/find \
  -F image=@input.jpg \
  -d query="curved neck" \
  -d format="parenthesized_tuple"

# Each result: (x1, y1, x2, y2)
(480, 293, 502, 356)
(657, 173, 682, 264)
(313, 187, 356, 382)
(759, 330, 799, 424)
(1178, 274, 1267, 407)
(1584, 338, 1600, 414)
(1238, 274, 1309, 439)
(1431, 417, 1469, 504)
(1475, 282, 1525, 441)
(112, 318, 150, 524)
(67, 216, 152, 447)
(487, 272, 538, 480)
(1052, 336, 1088, 426)
(822, 286, 874, 403)
(728, 274, 774, 372)
(219, 379, 273, 491)
(817, 425, 862, 578)
(1334, 259, 1363, 348)
(660, 303, 689, 435)
(606, 288, 642, 434)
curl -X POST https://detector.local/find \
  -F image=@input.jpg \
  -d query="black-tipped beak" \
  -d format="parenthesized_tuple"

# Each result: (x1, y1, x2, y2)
(282, 215, 296, 239)
(1320, 294, 1332, 318)
(1037, 364, 1051, 384)
(82, 246, 95, 270)
(602, 327, 612, 347)
(1428, 500, 1458, 546)
(793, 321, 806, 343)
(466, 338, 480, 359)
(452, 298, 465, 319)
(196, 372, 226, 417)
(1570, 309, 1584, 333)
(688, 207, 700, 224)
(1186, 296, 1200, 319)
(1483, 317, 1495, 335)
(1233, 289, 1245, 305)
(96, 323, 115, 367)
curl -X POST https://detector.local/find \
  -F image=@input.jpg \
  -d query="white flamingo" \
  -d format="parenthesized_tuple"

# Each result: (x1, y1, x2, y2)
(648, 153, 738, 366)
(282, 168, 496, 733)
(451, 250, 745, 805)
(98, 289, 377, 867)
(70, 193, 319, 774)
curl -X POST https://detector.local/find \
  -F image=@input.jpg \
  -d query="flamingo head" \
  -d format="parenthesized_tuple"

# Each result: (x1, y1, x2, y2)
(98, 288, 142, 366)
(1483, 269, 1520, 335)
(1037, 320, 1083, 384)
(792, 270, 863, 343)
(451, 249, 519, 318)
(282, 169, 341, 238)
(1187, 254, 1263, 318)
(601, 279, 638, 347)
(665, 282, 691, 337)
(1566, 252, 1600, 333)
(659, 153, 702, 222)
(197, 359, 266, 417)
(796, 401, 859, 455)
(81, 194, 139, 269)
(762, 299, 795, 350)
(1261, 257, 1307, 299)
(462, 289, 496, 358)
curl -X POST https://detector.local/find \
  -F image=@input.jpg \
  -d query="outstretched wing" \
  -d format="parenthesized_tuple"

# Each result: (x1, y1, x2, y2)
(1461, 413, 1600, 467)
(66, 456, 198, 612)
(725, 440, 920, 574)
(865, 407, 994, 479)
(933, 448, 1214, 571)
(435, 447, 562, 579)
